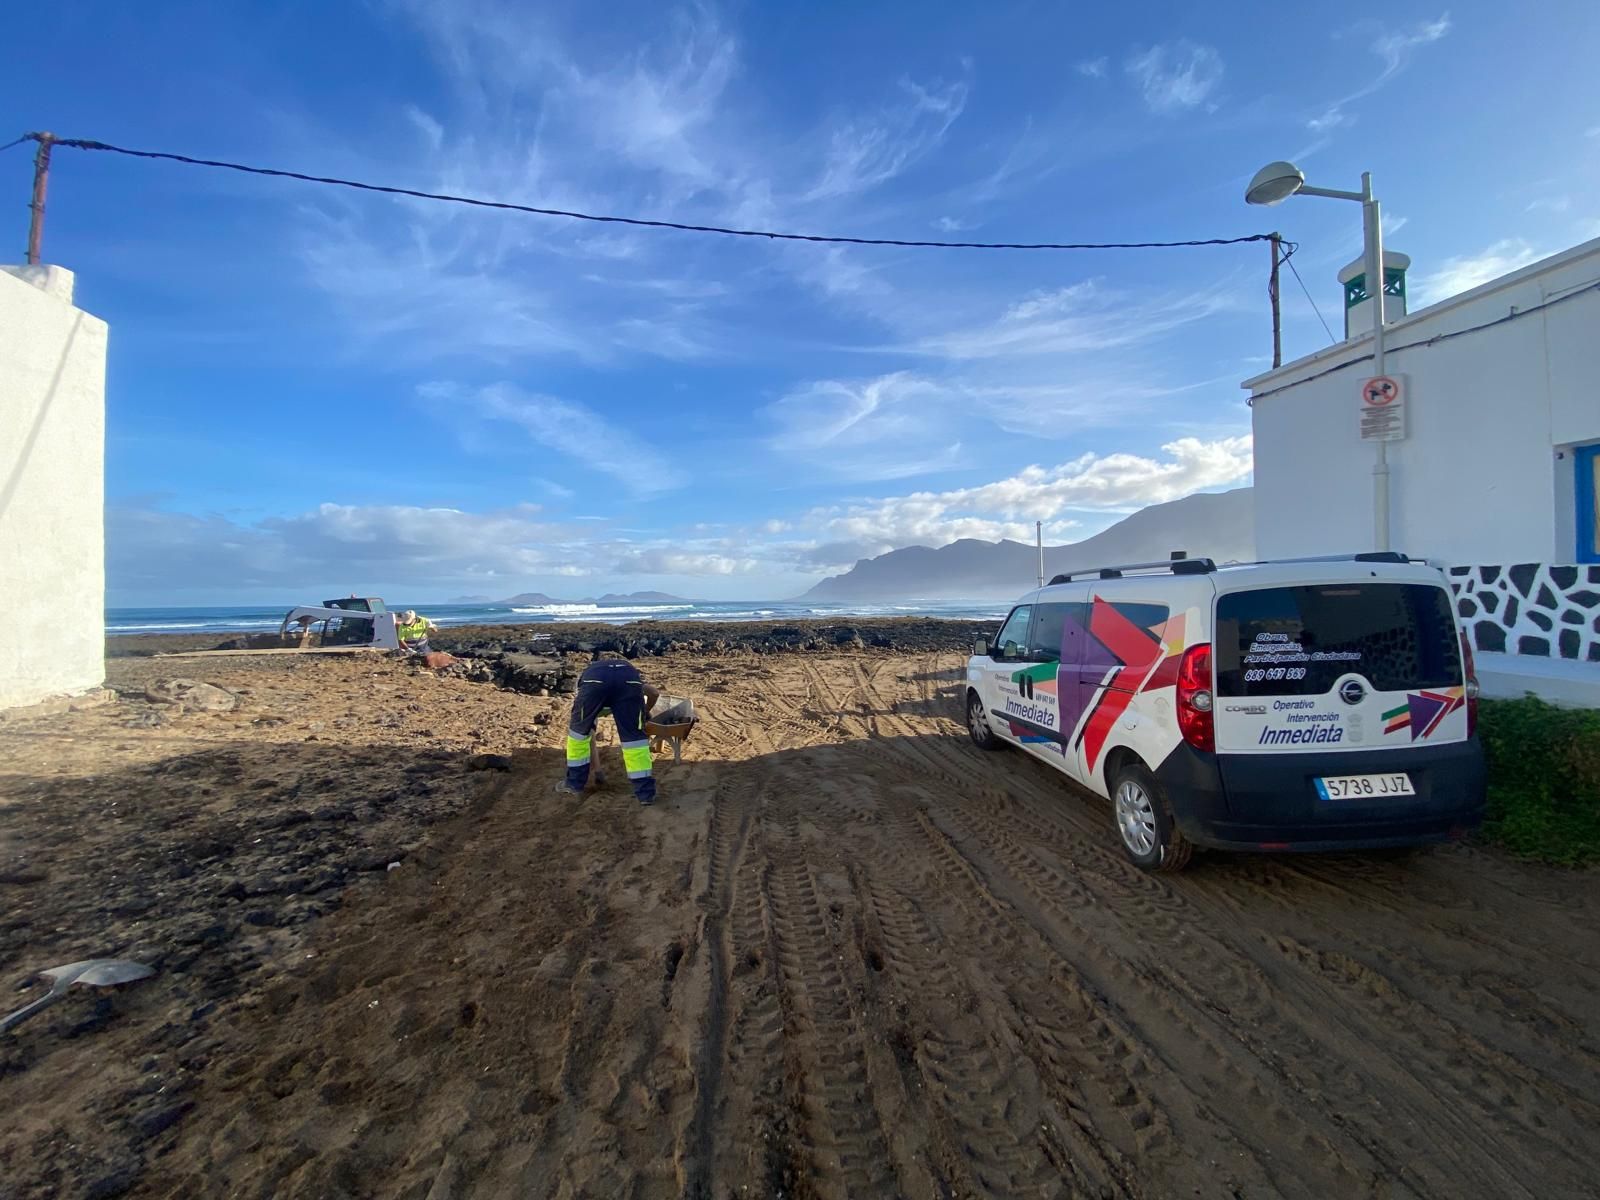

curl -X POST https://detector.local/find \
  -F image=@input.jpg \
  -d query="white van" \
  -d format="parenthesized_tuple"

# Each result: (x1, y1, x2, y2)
(965, 554, 1486, 871)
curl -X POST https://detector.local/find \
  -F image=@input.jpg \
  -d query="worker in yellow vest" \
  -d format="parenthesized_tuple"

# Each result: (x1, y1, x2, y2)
(396, 610, 437, 654)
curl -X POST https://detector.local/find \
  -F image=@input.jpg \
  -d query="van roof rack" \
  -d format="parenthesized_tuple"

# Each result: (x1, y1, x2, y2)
(1234, 551, 1414, 567)
(1046, 557, 1216, 586)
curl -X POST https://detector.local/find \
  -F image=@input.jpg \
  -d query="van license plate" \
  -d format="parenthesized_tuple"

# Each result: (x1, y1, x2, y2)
(1315, 774, 1415, 800)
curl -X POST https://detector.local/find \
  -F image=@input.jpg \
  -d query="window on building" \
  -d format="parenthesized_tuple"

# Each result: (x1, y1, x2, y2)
(1578, 444, 1600, 564)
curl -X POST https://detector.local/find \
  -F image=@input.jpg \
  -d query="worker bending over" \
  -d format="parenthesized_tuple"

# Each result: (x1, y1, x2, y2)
(564, 656, 660, 806)
(396, 610, 437, 654)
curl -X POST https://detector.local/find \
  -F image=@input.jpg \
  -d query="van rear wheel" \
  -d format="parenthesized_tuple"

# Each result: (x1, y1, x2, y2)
(967, 691, 1003, 751)
(1111, 762, 1193, 873)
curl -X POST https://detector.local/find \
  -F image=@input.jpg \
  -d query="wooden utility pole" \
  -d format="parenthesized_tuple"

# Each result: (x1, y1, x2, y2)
(1269, 232, 1283, 369)
(26, 132, 54, 266)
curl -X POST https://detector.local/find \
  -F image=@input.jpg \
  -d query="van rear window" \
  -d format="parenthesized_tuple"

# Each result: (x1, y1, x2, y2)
(1215, 584, 1461, 697)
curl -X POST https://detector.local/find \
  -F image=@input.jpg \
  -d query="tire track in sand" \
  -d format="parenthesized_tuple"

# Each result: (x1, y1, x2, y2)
(754, 784, 903, 1198)
(854, 657, 1585, 1197)
(680, 769, 751, 1198)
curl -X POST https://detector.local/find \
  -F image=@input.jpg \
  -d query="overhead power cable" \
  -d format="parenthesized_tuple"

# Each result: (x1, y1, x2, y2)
(0, 135, 32, 155)
(13, 131, 1275, 253)
(1279, 240, 1338, 344)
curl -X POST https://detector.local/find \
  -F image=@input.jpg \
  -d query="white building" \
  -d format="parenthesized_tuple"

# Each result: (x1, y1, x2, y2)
(0, 264, 108, 710)
(1244, 238, 1600, 705)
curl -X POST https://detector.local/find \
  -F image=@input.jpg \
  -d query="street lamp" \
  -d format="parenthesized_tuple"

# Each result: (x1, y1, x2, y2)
(1246, 160, 1392, 553)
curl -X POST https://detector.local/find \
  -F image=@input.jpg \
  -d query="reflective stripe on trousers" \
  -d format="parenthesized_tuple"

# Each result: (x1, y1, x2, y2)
(620, 739, 653, 779)
(566, 731, 593, 767)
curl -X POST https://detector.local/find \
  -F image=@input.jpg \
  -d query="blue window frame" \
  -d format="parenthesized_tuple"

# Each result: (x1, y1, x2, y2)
(1578, 444, 1600, 564)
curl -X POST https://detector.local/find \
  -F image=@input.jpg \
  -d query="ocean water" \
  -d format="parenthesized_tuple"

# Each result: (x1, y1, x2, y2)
(105, 599, 1011, 636)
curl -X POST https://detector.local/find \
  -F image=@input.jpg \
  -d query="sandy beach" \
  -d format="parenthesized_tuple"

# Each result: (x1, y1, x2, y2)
(3, 629, 1599, 1198)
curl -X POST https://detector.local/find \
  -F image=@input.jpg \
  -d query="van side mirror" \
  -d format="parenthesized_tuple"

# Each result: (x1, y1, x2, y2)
(973, 637, 989, 657)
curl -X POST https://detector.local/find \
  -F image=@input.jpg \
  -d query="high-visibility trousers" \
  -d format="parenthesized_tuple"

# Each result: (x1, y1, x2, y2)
(564, 660, 656, 803)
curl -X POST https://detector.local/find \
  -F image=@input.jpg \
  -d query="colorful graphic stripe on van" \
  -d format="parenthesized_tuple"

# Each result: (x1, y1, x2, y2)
(1383, 688, 1465, 740)
(1010, 661, 1059, 699)
(1138, 613, 1187, 695)
(1078, 598, 1166, 772)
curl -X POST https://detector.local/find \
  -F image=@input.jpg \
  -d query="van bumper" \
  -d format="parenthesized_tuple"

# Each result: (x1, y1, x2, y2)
(1155, 738, 1487, 853)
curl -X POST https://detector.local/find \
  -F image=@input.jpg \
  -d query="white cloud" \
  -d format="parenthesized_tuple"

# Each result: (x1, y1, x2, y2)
(934, 215, 973, 232)
(802, 436, 1254, 554)
(108, 501, 583, 593)
(912, 278, 1238, 360)
(764, 371, 967, 481)
(109, 499, 766, 596)
(421, 382, 688, 494)
(1382, 213, 1409, 237)
(1309, 14, 1451, 132)
(1124, 41, 1224, 113)
(1412, 238, 1540, 304)
(614, 549, 759, 575)
(1526, 196, 1571, 214)
(1371, 13, 1452, 73)
(1307, 107, 1346, 134)
(804, 75, 969, 201)
(1076, 57, 1109, 79)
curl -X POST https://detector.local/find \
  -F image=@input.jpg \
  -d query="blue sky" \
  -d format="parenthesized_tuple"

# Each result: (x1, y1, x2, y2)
(5, 1, 1598, 605)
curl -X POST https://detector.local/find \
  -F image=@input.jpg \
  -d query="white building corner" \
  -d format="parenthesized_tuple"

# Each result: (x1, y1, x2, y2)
(0, 264, 108, 709)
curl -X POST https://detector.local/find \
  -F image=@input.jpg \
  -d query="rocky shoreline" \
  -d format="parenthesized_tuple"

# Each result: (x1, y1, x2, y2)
(107, 616, 998, 662)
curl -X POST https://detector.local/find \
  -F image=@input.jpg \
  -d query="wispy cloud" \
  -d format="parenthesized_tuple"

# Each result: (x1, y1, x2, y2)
(1308, 13, 1451, 132)
(1526, 196, 1571, 214)
(1412, 238, 1540, 304)
(764, 372, 967, 482)
(1076, 57, 1109, 79)
(803, 75, 970, 201)
(910, 278, 1240, 360)
(422, 382, 688, 494)
(1124, 41, 1224, 113)
(1382, 213, 1409, 237)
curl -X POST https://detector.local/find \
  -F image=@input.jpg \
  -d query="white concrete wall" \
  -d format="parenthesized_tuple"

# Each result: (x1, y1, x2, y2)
(1246, 239, 1600, 565)
(0, 265, 108, 708)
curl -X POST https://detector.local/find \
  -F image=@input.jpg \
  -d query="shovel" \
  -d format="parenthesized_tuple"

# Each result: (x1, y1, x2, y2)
(1, 959, 154, 1034)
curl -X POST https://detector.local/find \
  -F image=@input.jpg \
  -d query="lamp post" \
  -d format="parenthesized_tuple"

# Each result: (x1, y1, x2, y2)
(1246, 161, 1390, 552)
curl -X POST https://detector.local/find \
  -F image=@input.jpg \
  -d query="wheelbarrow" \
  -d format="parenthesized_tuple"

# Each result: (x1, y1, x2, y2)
(645, 695, 698, 764)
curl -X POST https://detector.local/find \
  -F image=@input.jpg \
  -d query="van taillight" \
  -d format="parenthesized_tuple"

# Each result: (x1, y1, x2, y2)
(1177, 643, 1214, 753)
(1460, 631, 1480, 736)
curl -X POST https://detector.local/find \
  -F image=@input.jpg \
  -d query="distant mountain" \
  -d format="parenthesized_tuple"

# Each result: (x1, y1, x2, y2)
(596, 591, 691, 604)
(498, 592, 564, 606)
(801, 488, 1255, 603)
(450, 595, 492, 604)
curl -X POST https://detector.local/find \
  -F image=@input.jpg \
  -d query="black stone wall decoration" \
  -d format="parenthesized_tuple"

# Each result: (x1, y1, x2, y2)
(1450, 563, 1600, 663)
